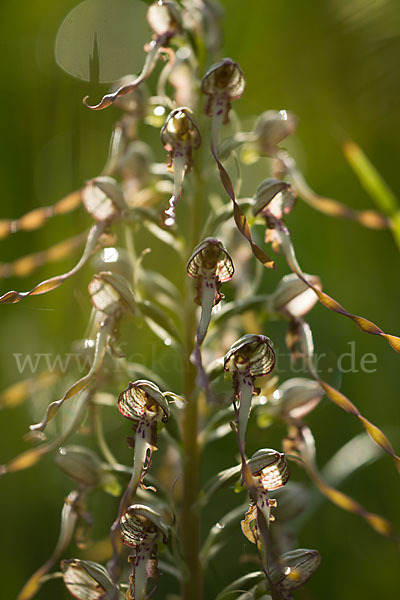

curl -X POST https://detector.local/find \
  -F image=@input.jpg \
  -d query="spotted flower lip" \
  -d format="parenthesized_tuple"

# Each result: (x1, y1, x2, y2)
(119, 504, 169, 600)
(187, 237, 234, 303)
(201, 58, 246, 121)
(224, 334, 276, 378)
(118, 380, 170, 423)
(247, 448, 290, 491)
(120, 503, 169, 548)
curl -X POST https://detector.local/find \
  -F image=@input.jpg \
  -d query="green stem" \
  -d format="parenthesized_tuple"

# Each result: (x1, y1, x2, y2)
(181, 147, 204, 600)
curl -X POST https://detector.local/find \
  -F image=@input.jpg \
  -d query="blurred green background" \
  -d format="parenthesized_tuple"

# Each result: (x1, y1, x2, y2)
(0, 0, 399, 598)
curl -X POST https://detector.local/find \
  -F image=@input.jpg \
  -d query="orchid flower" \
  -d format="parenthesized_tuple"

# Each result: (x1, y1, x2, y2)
(224, 334, 276, 449)
(120, 504, 169, 600)
(252, 177, 400, 355)
(84, 1, 181, 111)
(27, 272, 135, 434)
(0, 178, 126, 305)
(241, 449, 290, 545)
(61, 558, 118, 600)
(118, 380, 170, 500)
(201, 59, 275, 269)
(187, 237, 234, 345)
(253, 109, 298, 158)
(18, 491, 92, 600)
(160, 107, 201, 226)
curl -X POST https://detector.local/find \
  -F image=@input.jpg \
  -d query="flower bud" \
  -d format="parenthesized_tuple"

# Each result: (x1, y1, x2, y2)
(147, 0, 181, 37)
(270, 548, 321, 592)
(88, 271, 136, 316)
(253, 178, 297, 220)
(118, 140, 154, 181)
(55, 446, 103, 489)
(271, 273, 321, 318)
(253, 110, 298, 156)
(272, 377, 324, 419)
(273, 481, 309, 522)
(82, 177, 126, 222)
(61, 559, 118, 600)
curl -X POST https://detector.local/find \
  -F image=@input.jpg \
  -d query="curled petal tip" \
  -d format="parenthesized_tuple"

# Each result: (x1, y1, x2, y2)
(83, 94, 113, 111)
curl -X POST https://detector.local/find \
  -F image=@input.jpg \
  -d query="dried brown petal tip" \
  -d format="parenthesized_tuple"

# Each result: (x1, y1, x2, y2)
(82, 177, 126, 222)
(55, 446, 103, 489)
(118, 380, 170, 423)
(89, 272, 136, 316)
(253, 178, 297, 220)
(254, 110, 298, 156)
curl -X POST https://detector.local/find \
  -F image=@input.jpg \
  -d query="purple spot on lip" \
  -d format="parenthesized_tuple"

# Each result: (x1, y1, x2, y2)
(216, 109, 223, 115)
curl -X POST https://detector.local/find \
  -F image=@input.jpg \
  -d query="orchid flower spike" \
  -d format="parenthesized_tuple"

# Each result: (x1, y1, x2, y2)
(118, 380, 170, 498)
(224, 334, 276, 448)
(187, 237, 234, 344)
(84, 1, 181, 111)
(160, 107, 201, 226)
(120, 504, 169, 600)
